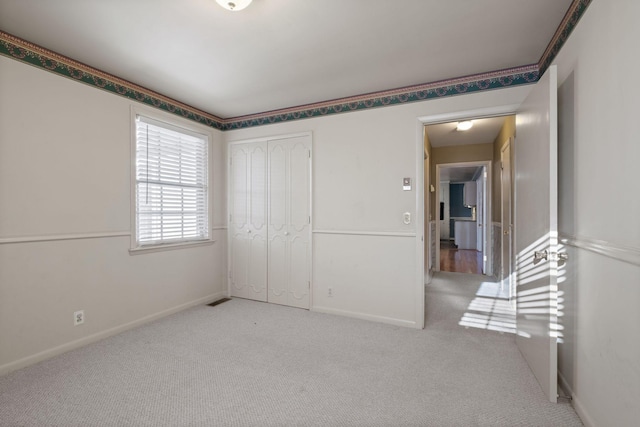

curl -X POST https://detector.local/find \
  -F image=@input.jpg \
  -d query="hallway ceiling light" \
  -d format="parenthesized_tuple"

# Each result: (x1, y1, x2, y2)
(216, 0, 252, 11)
(457, 121, 474, 131)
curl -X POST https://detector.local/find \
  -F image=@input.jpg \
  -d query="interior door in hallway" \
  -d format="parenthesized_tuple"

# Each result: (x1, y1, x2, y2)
(267, 136, 312, 309)
(515, 65, 562, 403)
(229, 142, 268, 301)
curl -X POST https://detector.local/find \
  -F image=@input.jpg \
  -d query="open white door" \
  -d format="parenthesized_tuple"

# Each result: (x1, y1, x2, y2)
(514, 65, 563, 402)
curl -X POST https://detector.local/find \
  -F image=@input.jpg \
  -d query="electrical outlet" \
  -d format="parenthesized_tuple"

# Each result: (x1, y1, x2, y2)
(328, 287, 333, 297)
(74, 310, 84, 326)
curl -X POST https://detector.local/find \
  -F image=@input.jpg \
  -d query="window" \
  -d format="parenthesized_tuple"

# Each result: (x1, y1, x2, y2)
(134, 115, 209, 248)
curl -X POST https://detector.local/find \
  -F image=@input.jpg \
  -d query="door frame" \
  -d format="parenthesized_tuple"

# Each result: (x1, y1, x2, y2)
(227, 131, 313, 307)
(434, 160, 492, 275)
(415, 104, 520, 329)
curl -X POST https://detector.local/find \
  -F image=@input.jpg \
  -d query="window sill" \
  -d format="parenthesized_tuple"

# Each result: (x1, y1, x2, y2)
(129, 239, 215, 255)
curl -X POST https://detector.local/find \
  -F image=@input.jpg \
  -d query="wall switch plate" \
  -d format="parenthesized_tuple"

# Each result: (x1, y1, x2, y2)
(403, 177, 412, 191)
(74, 310, 84, 326)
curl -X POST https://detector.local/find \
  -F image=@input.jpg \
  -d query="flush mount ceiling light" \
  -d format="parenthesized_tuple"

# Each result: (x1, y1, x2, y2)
(456, 120, 473, 131)
(216, 0, 252, 11)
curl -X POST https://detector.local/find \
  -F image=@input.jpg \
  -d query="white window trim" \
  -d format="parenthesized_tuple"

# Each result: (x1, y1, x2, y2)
(129, 105, 215, 254)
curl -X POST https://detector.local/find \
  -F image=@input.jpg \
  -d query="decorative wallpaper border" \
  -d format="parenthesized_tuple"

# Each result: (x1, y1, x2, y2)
(539, 0, 592, 75)
(0, 31, 226, 130)
(0, 0, 591, 131)
(223, 66, 539, 130)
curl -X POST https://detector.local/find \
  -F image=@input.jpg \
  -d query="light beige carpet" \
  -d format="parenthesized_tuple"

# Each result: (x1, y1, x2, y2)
(0, 272, 582, 426)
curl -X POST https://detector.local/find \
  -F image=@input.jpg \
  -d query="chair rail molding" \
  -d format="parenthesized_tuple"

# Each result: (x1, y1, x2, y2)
(560, 233, 640, 267)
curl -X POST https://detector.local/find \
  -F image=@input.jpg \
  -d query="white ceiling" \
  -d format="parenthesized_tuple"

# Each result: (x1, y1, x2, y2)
(440, 166, 482, 183)
(427, 116, 509, 148)
(0, 0, 573, 119)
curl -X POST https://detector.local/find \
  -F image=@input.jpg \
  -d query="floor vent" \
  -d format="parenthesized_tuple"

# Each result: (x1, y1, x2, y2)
(207, 298, 231, 307)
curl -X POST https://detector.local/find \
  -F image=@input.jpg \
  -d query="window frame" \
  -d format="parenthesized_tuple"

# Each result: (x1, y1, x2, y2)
(129, 106, 214, 254)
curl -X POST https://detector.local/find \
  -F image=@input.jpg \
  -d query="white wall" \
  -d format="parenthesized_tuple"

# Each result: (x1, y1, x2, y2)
(0, 56, 228, 374)
(225, 86, 530, 328)
(554, 1, 640, 426)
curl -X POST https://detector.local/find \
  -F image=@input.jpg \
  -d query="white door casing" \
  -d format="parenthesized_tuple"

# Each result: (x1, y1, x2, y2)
(514, 65, 560, 403)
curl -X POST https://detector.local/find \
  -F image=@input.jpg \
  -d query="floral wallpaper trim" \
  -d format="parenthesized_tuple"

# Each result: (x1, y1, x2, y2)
(0, 31, 226, 130)
(538, 0, 592, 74)
(0, 0, 590, 131)
(222, 66, 539, 130)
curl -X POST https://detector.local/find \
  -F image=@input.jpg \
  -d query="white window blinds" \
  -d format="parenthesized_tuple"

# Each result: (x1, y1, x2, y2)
(135, 116, 209, 246)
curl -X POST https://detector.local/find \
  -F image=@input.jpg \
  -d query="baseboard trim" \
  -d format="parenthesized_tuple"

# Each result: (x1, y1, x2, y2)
(571, 393, 596, 427)
(558, 371, 595, 427)
(311, 306, 417, 329)
(0, 291, 227, 377)
(557, 370, 574, 399)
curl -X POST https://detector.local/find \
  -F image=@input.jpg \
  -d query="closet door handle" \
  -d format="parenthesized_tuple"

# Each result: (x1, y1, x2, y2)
(246, 229, 251, 233)
(284, 231, 290, 236)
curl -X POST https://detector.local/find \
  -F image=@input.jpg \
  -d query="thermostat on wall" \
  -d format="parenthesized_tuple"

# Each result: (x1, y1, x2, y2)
(403, 177, 412, 191)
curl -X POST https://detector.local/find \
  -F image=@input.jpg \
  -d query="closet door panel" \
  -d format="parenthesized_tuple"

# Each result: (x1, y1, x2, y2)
(287, 138, 311, 309)
(267, 136, 311, 309)
(230, 224, 249, 298)
(267, 234, 288, 305)
(268, 143, 287, 233)
(247, 143, 267, 301)
(249, 145, 267, 231)
(267, 141, 287, 305)
(231, 147, 248, 230)
(229, 146, 249, 298)
(247, 233, 267, 301)
(289, 141, 310, 232)
(229, 142, 267, 302)
(232, 135, 311, 309)
(289, 235, 310, 308)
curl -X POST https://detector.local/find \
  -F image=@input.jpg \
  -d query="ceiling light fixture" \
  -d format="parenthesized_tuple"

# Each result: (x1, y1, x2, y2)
(216, 0, 252, 11)
(456, 121, 473, 131)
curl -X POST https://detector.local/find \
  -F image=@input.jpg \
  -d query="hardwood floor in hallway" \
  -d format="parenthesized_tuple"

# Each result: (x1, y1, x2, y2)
(440, 240, 483, 274)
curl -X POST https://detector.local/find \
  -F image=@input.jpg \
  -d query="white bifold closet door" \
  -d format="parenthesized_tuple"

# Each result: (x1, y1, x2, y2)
(267, 136, 311, 309)
(228, 135, 311, 310)
(229, 142, 268, 302)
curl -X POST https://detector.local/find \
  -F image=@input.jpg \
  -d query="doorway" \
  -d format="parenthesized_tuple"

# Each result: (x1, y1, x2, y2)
(416, 104, 520, 330)
(435, 161, 491, 275)
(423, 114, 517, 279)
(416, 77, 559, 401)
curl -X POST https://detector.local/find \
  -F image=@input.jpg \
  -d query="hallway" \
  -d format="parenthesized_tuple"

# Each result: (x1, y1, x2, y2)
(439, 241, 483, 274)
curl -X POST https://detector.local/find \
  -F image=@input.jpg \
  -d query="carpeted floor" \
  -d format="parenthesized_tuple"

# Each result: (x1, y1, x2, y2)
(0, 272, 582, 426)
